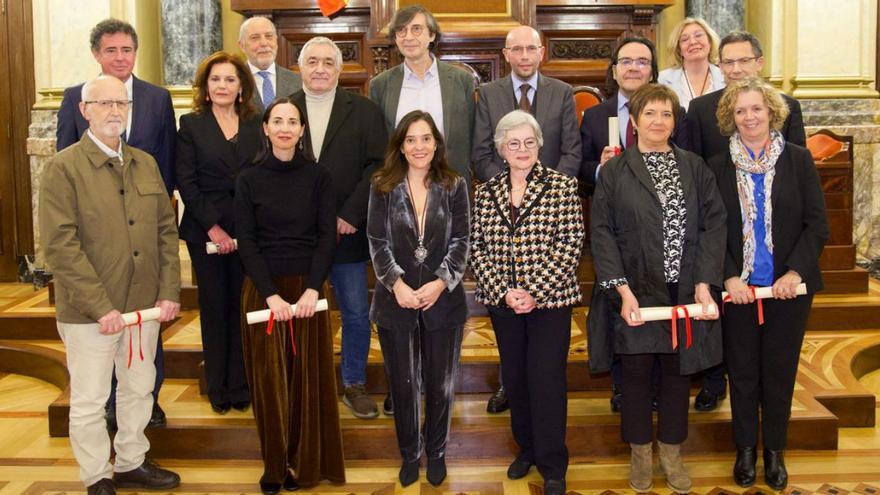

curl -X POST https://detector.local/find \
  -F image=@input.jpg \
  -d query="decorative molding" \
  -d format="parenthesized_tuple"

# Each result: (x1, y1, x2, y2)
(371, 46, 390, 75)
(791, 76, 880, 99)
(291, 41, 360, 63)
(33, 87, 196, 111)
(631, 7, 655, 25)
(547, 39, 613, 60)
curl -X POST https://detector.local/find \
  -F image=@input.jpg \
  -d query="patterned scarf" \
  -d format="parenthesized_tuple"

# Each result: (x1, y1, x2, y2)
(729, 130, 784, 281)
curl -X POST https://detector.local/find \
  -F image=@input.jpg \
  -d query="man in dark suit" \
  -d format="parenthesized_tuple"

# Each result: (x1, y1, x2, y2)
(292, 37, 388, 419)
(55, 18, 175, 430)
(238, 16, 302, 111)
(473, 25, 581, 182)
(579, 36, 688, 185)
(686, 31, 806, 163)
(686, 31, 807, 413)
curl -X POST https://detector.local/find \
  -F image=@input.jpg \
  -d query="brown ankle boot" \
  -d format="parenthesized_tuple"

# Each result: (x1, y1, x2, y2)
(658, 441, 691, 494)
(629, 443, 653, 492)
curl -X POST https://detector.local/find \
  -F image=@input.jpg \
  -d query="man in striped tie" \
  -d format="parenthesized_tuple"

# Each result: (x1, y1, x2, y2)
(239, 16, 302, 112)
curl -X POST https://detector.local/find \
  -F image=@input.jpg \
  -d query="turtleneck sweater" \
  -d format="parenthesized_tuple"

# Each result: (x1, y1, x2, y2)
(234, 151, 337, 299)
(303, 85, 336, 161)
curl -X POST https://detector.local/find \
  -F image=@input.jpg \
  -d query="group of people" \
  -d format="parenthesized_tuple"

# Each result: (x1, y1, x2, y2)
(41, 7, 828, 495)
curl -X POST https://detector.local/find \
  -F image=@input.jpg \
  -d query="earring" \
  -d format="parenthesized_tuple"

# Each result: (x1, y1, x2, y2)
(298, 140, 304, 150)
(238, 92, 243, 103)
(206, 94, 210, 102)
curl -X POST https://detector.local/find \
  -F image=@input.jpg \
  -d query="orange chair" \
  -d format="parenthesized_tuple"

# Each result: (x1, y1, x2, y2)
(806, 131, 845, 161)
(572, 85, 604, 126)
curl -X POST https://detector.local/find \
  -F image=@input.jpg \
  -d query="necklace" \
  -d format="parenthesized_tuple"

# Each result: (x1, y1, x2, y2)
(683, 66, 711, 100)
(406, 176, 429, 263)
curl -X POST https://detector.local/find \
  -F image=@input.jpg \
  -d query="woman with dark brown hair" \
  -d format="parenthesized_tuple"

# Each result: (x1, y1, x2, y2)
(367, 109, 469, 487)
(176, 51, 260, 414)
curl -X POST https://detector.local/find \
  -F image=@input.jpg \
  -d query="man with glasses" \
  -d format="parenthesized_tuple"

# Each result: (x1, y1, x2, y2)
(55, 18, 176, 432)
(686, 31, 805, 412)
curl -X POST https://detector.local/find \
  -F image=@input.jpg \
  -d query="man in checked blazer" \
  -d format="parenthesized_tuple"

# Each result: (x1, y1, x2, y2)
(238, 16, 302, 112)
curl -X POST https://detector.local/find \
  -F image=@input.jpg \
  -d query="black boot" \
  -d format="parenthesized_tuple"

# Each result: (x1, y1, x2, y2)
(399, 459, 419, 487)
(763, 449, 788, 490)
(733, 446, 757, 487)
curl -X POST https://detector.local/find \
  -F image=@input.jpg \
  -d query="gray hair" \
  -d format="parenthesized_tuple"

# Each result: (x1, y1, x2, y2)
(239, 16, 277, 43)
(81, 75, 123, 101)
(493, 110, 544, 153)
(297, 36, 343, 69)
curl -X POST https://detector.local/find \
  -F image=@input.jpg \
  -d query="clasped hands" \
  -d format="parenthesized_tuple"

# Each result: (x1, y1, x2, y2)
(208, 224, 236, 255)
(505, 288, 536, 314)
(266, 289, 319, 322)
(393, 278, 446, 310)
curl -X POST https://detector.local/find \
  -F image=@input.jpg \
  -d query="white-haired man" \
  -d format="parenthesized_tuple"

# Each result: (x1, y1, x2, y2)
(239, 16, 302, 111)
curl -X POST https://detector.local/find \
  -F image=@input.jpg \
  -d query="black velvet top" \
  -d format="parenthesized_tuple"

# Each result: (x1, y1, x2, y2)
(234, 152, 337, 299)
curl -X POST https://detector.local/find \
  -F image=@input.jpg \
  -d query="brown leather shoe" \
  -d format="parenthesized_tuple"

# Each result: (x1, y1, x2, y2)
(87, 478, 116, 495)
(343, 384, 379, 419)
(113, 459, 180, 490)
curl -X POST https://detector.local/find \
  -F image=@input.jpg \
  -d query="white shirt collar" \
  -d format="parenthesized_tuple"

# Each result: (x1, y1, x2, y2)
(249, 61, 276, 76)
(403, 55, 438, 81)
(617, 91, 630, 111)
(511, 71, 539, 91)
(87, 129, 124, 161)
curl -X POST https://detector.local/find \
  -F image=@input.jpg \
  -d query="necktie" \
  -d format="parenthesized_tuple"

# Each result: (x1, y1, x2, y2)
(258, 71, 275, 109)
(624, 103, 635, 148)
(518, 83, 531, 113)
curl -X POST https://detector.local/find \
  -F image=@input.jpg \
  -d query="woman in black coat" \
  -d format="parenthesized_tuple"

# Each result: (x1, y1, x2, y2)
(176, 51, 262, 413)
(588, 84, 726, 493)
(707, 77, 828, 490)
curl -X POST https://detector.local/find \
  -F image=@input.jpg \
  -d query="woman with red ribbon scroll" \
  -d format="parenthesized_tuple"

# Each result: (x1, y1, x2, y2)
(588, 83, 726, 494)
(707, 77, 829, 491)
(235, 98, 343, 494)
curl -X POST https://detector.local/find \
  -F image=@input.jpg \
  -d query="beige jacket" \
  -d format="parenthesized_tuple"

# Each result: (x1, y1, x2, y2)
(40, 133, 180, 323)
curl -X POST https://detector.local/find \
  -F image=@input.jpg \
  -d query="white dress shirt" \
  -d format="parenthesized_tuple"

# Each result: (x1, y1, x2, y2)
(395, 56, 445, 136)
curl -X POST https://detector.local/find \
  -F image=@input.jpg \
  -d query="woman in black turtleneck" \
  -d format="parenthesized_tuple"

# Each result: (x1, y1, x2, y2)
(234, 97, 344, 494)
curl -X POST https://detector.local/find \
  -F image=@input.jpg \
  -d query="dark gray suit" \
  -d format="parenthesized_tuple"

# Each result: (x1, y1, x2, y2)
(250, 64, 302, 112)
(369, 60, 476, 183)
(472, 73, 581, 182)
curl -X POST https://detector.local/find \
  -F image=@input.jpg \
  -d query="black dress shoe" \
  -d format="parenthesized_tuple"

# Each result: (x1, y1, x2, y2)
(610, 384, 622, 413)
(148, 402, 167, 428)
(427, 457, 447, 486)
(487, 386, 509, 413)
(694, 388, 726, 412)
(383, 393, 394, 416)
(506, 456, 533, 479)
(211, 402, 231, 414)
(544, 478, 566, 495)
(87, 478, 116, 495)
(733, 446, 757, 487)
(260, 482, 281, 495)
(399, 459, 420, 487)
(764, 449, 788, 490)
(283, 473, 299, 491)
(105, 405, 118, 432)
(232, 401, 251, 412)
(113, 459, 180, 490)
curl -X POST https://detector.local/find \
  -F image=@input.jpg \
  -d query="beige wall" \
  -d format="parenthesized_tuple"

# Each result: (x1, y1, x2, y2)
(657, 0, 686, 71)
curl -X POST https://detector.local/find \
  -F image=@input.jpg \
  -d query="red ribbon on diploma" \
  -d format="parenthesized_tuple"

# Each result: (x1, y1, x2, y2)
(127, 311, 144, 368)
(670, 305, 693, 350)
(266, 311, 297, 356)
(722, 286, 764, 325)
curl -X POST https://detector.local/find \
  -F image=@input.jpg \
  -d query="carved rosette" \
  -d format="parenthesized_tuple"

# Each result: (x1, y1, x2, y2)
(548, 40, 613, 60)
(372, 46, 389, 74)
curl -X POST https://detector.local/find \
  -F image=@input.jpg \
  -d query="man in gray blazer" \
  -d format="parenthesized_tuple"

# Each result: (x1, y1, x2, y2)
(239, 16, 302, 111)
(472, 25, 581, 182)
(369, 5, 476, 184)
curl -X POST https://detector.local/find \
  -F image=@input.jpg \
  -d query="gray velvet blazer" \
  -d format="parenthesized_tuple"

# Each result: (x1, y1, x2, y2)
(367, 176, 470, 332)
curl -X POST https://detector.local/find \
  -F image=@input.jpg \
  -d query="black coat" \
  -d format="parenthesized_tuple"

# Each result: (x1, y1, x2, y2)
(587, 145, 727, 375)
(292, 88, 388, 264)
(367, 177, 470, 332)
(175, 111, 263, 243)
(706, 143, 829, 291)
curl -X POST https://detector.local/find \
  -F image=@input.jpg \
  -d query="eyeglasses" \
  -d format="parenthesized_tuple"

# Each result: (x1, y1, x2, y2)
(679, 31, 707, 44)
(505, 138, 539, 151)
(395, 24, 426, 38)
(505, 45, 542, 55)
(616, 57, 651, 69)
(720, 56, 758, 68)
(84, 100, 132, 110)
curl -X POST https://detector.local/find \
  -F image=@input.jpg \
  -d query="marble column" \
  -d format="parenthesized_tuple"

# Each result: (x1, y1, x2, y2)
(687, 0, 744, 36)
(160, 0, 222, 85)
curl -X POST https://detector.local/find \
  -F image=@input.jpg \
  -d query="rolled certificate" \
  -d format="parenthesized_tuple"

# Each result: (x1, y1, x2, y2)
(246, 299, 330, 325)
(722, 283, 807, 300)
(632, 302, 717, 322)
(608, 116, 620, 148)
(206, 239, 238, 254)
(121, 307, 161, 325)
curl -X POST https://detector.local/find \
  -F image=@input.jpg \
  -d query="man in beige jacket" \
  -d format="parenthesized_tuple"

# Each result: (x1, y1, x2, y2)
(40, 75, 181, 495)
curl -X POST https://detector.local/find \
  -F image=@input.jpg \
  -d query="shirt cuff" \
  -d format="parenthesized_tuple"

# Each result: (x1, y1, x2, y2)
(599, 277, 628, 290)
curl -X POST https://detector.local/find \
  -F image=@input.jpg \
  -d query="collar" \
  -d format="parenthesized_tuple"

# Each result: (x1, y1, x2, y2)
(249, 61, 276, 76)
(86, 129, 123, 160)
(511, 71, 539, 92)
(303, 84, 337, 101)
(617, 91, 630, 112)
(403, 55, 438, 81)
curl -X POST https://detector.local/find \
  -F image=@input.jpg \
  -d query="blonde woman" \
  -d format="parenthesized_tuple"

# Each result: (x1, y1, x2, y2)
(658, 17, 724, 110)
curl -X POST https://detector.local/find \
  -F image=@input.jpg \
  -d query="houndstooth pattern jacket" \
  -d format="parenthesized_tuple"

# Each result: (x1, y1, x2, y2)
(471, 162, 584, 308)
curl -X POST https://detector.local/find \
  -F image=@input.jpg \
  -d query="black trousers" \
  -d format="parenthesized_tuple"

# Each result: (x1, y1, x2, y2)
(378, 317, 463, 463)
(620, 353, 690, 444)
(490, 306, 571, 480)
(723, 295, 812, 450)
(187, 241, 249, 406)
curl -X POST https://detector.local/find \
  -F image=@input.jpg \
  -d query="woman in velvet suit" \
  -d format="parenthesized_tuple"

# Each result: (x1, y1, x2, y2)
(367, 110, 470, 488)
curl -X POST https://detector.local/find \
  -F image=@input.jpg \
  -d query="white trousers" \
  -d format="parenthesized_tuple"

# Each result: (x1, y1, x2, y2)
(57, 320, 159, 487)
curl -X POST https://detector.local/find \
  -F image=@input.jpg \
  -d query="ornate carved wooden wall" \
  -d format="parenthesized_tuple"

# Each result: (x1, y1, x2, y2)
(231, 0, 673, 95)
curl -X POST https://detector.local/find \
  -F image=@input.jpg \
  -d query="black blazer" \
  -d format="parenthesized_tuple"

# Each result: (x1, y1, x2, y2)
(175, 111, 263, 243)
(579, 94, 689, 185)
(686, 89, 806, 162)
(292, 88, 388, 263)
(56, 76, 177, 195)
(706, 143, 829, 292)
(367, 177, 470, 332)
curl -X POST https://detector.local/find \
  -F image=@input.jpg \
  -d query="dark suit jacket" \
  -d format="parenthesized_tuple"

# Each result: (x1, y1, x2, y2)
(175, 111, 263, 243)
(472, 73, 581, 181)
(579, 94, 689, 185)
(367, 177, 470, 331)
(706, 143, 828, 292)
(292, 88, 388, 263)
(249, 64, 303, 113)
(686, 88, 806, 162)
(369, 60, 476, 183)
(56, 75, 177, 194)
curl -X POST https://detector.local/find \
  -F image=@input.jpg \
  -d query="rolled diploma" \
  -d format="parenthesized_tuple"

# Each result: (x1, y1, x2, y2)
(206, 239, 238, 254)
(608, 116, 620, 148)
(121, 307, 161, 325)
(721, 283, 807, 300)
(632, 302, 717, 322)
(246, 299, 330, 325)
